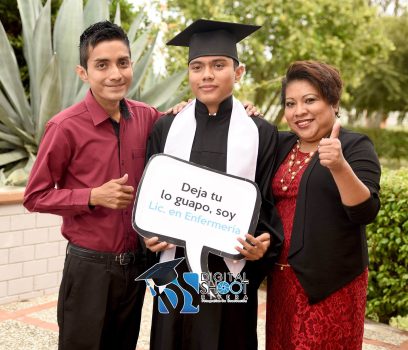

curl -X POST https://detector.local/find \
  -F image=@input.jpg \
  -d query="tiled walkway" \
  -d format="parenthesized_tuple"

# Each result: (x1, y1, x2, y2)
(0, 290, 407, 350)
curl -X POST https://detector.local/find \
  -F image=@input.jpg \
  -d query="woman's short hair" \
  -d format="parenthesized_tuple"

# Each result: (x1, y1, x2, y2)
(281, 60, 343, 106)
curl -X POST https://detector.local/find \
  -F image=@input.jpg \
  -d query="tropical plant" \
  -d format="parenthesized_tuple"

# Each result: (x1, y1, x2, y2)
(349, 14, 408, 127)
(0, 0, 187, 186)
(163, 0, 393, 123)
(366, 167, 408, 324)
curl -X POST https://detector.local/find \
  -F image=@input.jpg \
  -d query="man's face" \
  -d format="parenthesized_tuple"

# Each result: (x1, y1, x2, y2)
(188, 56, 244, 112)
(77, 40, 132, 107)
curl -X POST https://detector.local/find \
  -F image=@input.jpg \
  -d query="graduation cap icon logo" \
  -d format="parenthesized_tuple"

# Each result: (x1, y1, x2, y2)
(136, 258, 199, 314)
(136, 257, 184, 286)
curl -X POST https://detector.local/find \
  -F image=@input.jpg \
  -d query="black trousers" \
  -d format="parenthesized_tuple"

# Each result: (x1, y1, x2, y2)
(57, 251, 146, 350)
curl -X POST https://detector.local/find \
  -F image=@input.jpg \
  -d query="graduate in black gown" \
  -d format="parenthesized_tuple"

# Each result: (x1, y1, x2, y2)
(144, 19, 283, 350)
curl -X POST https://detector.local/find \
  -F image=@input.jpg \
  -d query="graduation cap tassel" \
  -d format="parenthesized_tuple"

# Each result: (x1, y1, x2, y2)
(145, 280, 157, 297)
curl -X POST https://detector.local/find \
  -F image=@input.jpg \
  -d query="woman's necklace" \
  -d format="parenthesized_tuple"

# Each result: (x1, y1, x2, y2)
(280, 140, 315, 191)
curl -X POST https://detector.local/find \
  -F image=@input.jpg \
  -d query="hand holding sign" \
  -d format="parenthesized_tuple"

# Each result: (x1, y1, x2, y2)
(133, 154, 261, 275)
(236, 232, 270, 261)
(318, 121, 346, 172)
(144, 236, 175, 253)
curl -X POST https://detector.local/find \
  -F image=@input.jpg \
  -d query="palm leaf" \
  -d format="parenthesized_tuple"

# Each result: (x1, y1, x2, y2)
(141, 70, 187, 108)
(53, 0, 82, 108)
(141, 68, 156, 92)
(0, 169, 6, 186)
(130, 31, 150, 64)
(0, 150, 27, 166)
(128, 34, 157, 97)
(4, 154, 35, 186)
(16, 0, 42, 35)
(37, 55, 61, 143)
(83, 0, 109, 30)
(74, 82, 89, 104)
(0, 141, 15, 150)
(0, 90, 36, 145)
(31, 0, 53, 123)
(127, 12, 144, 43)
(0, 88, 23, 129)
(0, 21, 32, 132)
(0, 131, 24, 147)
(16, 0, 41, 129)
(114, 2, 121, 27)
(157, 86, 190, 112)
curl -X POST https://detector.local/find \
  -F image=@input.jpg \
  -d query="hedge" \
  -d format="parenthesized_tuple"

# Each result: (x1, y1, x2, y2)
(350, 127, 408, 167)
(366, 167, 408, 324)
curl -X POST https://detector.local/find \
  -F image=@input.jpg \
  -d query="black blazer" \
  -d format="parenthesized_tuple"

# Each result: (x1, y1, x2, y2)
(271, 129, 381, 303)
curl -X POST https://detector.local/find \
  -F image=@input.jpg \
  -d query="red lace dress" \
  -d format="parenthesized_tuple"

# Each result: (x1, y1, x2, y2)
(266, 148, 368, 350)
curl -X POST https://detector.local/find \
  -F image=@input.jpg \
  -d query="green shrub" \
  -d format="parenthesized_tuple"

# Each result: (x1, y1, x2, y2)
(389, 315, 408, 331)
(349, 127, 408, 167)
(366, 167, 408, 323)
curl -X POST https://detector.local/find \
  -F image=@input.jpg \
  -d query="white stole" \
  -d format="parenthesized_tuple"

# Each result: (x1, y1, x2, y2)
(161, 97, 259, 276)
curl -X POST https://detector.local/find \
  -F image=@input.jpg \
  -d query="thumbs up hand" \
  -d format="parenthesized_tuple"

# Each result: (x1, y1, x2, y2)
(318, 121, 346, 171)
(329, 120, 341, 139)
(90, 174, 135, 209)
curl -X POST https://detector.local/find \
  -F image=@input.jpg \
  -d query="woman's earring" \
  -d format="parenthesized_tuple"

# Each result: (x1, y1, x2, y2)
(335, 111, 341, 118)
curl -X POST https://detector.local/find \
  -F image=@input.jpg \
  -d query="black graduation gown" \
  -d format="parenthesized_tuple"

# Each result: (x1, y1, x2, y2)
(146, 96, 282, 350)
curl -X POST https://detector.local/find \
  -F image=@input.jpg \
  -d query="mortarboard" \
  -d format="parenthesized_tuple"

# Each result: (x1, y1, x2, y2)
(166, 19, 261, 63)
(135, 257, 184, 286)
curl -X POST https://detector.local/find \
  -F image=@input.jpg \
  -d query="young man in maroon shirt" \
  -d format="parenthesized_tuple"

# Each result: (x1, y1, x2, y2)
(24, 21, 161, 350)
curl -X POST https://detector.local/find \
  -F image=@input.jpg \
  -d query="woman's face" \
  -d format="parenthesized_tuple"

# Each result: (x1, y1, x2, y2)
(284, 80, 336, 145)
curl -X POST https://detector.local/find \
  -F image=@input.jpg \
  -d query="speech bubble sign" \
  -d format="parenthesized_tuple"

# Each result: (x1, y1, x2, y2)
(132, 154, 261, 275)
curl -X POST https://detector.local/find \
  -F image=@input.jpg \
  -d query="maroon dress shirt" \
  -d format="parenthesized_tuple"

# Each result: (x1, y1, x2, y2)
(24, 90, 161, 253)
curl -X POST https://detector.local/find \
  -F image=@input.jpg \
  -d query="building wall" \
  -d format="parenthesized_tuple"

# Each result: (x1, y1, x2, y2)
(0, 192, 65, 305)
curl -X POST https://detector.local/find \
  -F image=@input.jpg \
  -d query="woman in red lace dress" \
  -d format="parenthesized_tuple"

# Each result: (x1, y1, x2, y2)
(266, 61, 381, 349)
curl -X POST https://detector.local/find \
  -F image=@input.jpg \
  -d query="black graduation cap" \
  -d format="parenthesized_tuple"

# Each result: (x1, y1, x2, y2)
(166, 19, 261, 63)
(135, 257, 184, 286)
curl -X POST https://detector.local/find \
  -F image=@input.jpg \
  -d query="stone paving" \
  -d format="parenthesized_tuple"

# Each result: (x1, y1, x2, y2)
(0, 289, 407, 350)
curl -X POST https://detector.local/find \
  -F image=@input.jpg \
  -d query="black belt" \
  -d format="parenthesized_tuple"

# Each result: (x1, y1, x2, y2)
(67, 243, 141, 265)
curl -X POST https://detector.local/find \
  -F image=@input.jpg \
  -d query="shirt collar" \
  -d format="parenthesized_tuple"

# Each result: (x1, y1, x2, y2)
(195, 95, 233, 117)
(85, 89, 132, 126)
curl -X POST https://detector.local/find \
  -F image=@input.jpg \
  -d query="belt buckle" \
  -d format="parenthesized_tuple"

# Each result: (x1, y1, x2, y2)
(116, 253, 129, 265)
(116, 252, 135, 265)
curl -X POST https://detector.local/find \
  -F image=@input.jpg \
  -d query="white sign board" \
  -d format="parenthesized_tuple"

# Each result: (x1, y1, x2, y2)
(132, 154, 261, 273)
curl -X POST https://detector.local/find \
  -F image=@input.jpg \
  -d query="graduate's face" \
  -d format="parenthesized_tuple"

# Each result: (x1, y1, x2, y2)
(76, 40, 132, 108)
(188, 56, 244, 113)
(284, 80, 336, 146)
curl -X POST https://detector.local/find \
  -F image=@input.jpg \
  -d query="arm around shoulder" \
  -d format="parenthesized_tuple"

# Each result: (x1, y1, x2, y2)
(146, 114, 175, 161)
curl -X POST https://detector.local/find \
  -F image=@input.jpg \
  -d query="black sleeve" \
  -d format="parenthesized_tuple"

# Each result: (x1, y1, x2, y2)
(254, 120, 279, 196)
(253, 120, 279, 237)
(145, 113, 175, 163)
(341, 133, 381, 224)
(247, 119, 284, 285)
(143, 114, 175, 267)
(257, 121, 283, 257)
